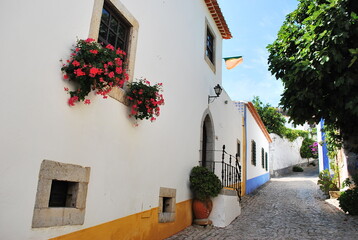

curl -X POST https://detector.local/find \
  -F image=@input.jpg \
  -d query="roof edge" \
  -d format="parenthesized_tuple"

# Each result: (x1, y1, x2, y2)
(246, 102, 273, 143)
(204, 0, 232, 39)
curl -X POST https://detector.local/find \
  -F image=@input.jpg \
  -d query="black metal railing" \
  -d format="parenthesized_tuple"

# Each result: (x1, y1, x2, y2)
(200, 145, 242, 200)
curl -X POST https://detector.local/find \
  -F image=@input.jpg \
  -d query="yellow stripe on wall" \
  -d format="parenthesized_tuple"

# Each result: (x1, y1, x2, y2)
(50, 200, 192, 240)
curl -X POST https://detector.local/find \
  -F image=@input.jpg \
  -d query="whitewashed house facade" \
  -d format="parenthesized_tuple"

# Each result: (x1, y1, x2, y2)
(0, 0, 250, 239)
(234, 102, 271, 194)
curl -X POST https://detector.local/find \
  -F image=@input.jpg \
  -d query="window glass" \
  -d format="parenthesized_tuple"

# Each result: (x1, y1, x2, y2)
(99, 3, 130, 51)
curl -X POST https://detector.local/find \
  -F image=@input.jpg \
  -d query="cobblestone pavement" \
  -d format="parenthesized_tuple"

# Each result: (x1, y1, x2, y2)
(166, 165, 358, 240)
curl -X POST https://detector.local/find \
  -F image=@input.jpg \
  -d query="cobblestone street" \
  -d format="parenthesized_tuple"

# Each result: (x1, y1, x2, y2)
(167, 166, 358, 240)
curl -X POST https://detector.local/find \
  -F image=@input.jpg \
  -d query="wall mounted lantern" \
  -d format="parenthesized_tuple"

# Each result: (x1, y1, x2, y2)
(208, 84, 223, 103)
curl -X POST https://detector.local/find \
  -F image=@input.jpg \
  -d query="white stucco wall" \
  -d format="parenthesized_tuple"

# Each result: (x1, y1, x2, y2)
(0, 0, 242, 239)
(210, 191, 241, 227)
(269, 133, 307, 175)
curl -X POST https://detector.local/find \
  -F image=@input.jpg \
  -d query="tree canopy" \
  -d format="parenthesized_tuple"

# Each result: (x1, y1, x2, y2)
(252, 96, 308, 141)
(252, 96, 286, 135)
(267, 0, 358, 145)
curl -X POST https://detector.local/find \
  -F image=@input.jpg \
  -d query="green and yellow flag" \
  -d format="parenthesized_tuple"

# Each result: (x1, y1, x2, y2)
(223, 56, 243, 70)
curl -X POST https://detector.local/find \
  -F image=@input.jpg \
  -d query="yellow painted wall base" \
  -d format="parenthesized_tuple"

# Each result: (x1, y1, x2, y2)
(50, 200, 192, 240)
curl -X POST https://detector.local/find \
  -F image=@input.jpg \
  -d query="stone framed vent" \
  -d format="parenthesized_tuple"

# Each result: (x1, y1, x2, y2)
(32, 160, 90, 228)
(158, 187, 176, 223)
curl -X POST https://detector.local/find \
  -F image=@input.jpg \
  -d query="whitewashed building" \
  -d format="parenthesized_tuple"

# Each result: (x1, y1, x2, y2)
(234, 102, 272, 194)
(0, 0, 250, 239)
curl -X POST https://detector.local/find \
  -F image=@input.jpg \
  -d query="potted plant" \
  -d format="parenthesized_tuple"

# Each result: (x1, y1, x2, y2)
(189, 166, 222, 225)
(317, 169, 339, 197)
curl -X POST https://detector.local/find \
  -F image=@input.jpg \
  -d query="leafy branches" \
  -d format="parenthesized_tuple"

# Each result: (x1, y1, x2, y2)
(267, 0, 358, 145)
(252, 96, 308, 141)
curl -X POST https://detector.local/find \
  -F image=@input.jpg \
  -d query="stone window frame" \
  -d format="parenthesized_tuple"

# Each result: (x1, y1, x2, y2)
(32, 160, 90, 228)
(158, 187, 176, 223)
(251, 140, 256, 166)
(89, 0, 139, 104)
(204, 19, 216, 73)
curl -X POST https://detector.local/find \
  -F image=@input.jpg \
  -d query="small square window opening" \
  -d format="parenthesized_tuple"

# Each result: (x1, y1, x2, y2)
(49, 180, 79, 208)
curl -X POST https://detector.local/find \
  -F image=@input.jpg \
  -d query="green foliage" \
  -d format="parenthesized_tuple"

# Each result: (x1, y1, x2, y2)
(329, 160, 341, 188)
(317, 169, 339, 195)
(252, 96, 309, 141)
(339, 189, 358, 215)
(292, 166, 304, 172)
(282, 128, 309, 142)
(322, 124, 342, 159)
(300, 137, 318, 159)
(267, 0, 358, 146)
(338, 174, 358, 215)
(189, 166, 222, 201)
(252, 96, 286, 135)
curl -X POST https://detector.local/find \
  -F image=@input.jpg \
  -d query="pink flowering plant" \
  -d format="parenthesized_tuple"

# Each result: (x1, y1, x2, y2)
(126, 79, 164, 122)
(61, 38, 128, 106)
(309, 142, 319, 159)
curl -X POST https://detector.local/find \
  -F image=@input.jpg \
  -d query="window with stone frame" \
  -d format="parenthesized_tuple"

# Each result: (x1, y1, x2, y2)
(158, 187, 176, 223)
(89, 0, 139, 104)
(251, 140, 256, 166)
(204, 22, 216, 72)
(32, 160, 90, 228)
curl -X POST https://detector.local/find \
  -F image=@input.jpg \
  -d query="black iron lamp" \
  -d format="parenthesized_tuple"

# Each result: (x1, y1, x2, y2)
(208, 84, 223, 103)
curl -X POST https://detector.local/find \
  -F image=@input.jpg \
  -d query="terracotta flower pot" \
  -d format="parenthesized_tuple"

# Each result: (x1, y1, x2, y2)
(192, 198, 213, 225)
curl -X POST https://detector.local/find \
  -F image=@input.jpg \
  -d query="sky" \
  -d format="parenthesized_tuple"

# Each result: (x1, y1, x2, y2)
(218, 0, 299, 107)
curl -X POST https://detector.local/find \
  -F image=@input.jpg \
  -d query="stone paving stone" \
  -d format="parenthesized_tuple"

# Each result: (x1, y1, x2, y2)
(166, 165, 358, 240)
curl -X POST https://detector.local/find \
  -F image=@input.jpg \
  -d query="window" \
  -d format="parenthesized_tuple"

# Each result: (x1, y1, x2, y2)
(48, 180, 79, 208)
(237, 141, 241, 159)
(32, 160, 90, 228)
(206, 27, 215, 63)
(158, 187, 176, 223)
(99, 2, 130, 51)
(261, 148, 265, 168)
(89, 0, 139, 103)
(251, 140, 256, 166)
(204, 22, 216, 72)
(265, 152, 268, 171)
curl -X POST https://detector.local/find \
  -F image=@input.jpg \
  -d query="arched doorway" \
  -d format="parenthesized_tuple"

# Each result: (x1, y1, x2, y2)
(201, 114, 215, 171)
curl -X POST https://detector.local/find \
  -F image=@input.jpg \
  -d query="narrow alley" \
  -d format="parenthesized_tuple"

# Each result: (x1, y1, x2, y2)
(167, 166, 358, 240)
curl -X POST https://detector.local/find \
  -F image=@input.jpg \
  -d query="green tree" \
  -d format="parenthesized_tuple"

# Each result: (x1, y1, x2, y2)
(252, 96, 286, 135)
(252, 96, 308, 141)
(267, 0, 358, 174)
(300, 137, 317, 159)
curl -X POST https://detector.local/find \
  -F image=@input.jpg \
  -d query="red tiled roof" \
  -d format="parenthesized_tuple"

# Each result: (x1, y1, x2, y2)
(204, 0, 232, 39)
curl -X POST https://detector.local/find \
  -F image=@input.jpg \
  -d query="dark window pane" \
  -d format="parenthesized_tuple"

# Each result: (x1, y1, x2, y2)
(118, 24, 126, 39)
(206, 29, 214, 62)
(102, 8, 110, 24)
(117, 38, 125, 50)
(49, 180, 68, 207)
(110, 17, 118, 32)
(99, 22, 108, 42)
(108, 30, 117, 47)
